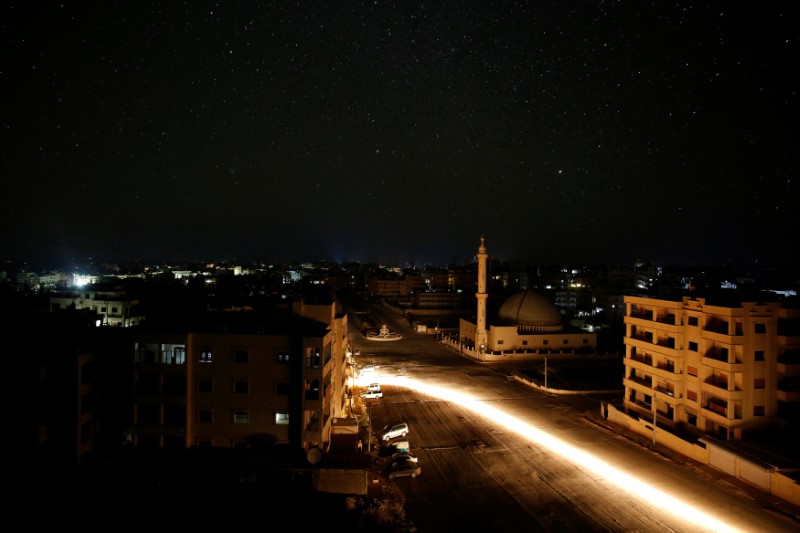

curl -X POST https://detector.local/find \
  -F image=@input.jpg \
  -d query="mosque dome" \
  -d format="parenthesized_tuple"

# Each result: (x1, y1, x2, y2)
(497, 290, 563, 332)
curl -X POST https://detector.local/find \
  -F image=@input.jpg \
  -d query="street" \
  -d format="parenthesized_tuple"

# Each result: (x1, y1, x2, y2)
(348, 303, 800, 532)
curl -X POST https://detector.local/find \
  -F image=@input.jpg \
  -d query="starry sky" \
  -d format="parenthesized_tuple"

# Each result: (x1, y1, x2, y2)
(2, 2, 797, 268)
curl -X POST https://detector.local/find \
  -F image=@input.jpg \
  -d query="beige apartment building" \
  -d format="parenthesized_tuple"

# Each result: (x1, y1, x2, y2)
(131, 298, 349, 453)
(623, 293, 800, 440)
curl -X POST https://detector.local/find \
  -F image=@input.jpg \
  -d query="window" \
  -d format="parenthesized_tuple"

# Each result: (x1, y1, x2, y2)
(522, 340, 528, 346)
(687, 366, 698, 377)
(275, 382, 291, 395)
(276, 352, 290, 364)
(81, 422, 92, 444)
(81, 392, 93, 415)
(754, 406, 765, 416)
(162, 375, 186, 395)
(497, 340, 504, 345)
(543, 340, 549, 345)
(275, 412, 290, 425)
(198, 409, 213, 423)
(754, 351, 765, 362)
(100, 306, 107, 313)
(80, 362, 92, 385)
(199, 350, 213, 363)
(563, 339, 569, 345)
(688, 317, 698, 326)
(234, 349, 249, 363)
(164, 405, 186, 427)
(233, 411, 249, 424)
(583, 339, 589, 344)
(687, 390, 697, 401)
(754, 378, 766, 389)
(198, 378, 213, 393)
(754, 323, 767, 334)
(233, 380, 249, 394)
(111, 306, 118, 314)
(688, 341, 698, 352)
(137, 404, 160, 425)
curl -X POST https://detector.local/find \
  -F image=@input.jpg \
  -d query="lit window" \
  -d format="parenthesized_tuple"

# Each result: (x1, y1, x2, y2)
(233, 411, 249, 424)
(275, 412, 289, 425)
(199, 350, 213, 363)
(276, 352, 290, 364)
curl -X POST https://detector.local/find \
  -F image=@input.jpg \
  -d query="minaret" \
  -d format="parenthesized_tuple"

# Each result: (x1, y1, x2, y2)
(475, 235, 488, 353)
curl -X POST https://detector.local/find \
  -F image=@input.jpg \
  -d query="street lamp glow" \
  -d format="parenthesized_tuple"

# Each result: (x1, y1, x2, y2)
(382, 376, 744, 533)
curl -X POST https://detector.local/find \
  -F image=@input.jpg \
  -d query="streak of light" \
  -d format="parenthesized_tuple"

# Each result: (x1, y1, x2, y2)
(379, 375, 745, 533)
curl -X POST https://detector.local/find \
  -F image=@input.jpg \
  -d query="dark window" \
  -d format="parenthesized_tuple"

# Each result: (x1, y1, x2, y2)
(754, 323, 767, 334)
(275, 382, 291, 395)
(563, 339, 569, 345)
(543, 340, 549, 345)
(754, 351, 765, 362)
(198, 378, 213, 393)
(754, 405, 765, 416)
(80, 362, 93, 385)
(164, 405, 186, 427)
(688, 317, 698, 326)
(81, 392, 93, 415)
(163, 436, 184, 449)
(754, 378, 766, 389)
(163, 375, 186, 395)
(198, 409, 213, 423)
(234, 380, 249, 394)
(137, 404, 160, 425)
(80, 422, 92, 444)
(688, 341, 698, 352)
(234, 349, 249, 363)
(136, 373, 160, 394)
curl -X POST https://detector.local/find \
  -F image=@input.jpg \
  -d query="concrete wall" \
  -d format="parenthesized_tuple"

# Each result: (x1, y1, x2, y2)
(604, 404, 800, 506)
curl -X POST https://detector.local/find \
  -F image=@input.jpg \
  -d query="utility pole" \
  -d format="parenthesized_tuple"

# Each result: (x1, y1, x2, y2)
(544, 357, 548, 389)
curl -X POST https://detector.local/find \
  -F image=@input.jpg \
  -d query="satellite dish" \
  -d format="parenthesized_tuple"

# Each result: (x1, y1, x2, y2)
(307, 447, 322, 464)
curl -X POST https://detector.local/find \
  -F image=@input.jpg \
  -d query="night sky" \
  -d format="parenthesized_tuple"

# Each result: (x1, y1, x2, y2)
(2, 2, 797, 268)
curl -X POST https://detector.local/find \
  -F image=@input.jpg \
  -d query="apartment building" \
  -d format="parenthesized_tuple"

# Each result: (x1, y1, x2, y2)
(623, 293, 800, 440)
(131, 298, 349, 453)
(50, 287, 143, 327)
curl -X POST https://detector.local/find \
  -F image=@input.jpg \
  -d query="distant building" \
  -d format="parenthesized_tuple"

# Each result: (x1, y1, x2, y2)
(623, 293, 800, 440)
(50, 287, 143, 327)
(457, 237, 597, 362)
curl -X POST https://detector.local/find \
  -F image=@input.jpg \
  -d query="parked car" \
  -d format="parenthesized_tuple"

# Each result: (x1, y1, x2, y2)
(361, 388, 383, 399)
(380, 422, 409, 441)
(388, 461, 422, 479)
(391, 451, 418, 464)
(367, 383, 381, 392)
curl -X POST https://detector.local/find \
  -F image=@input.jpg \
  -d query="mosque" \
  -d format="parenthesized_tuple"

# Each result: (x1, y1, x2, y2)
(456, 236, 598, 362)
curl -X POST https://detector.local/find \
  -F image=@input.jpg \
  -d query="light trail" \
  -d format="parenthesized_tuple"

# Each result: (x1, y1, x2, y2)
(372, 375, 746, 533)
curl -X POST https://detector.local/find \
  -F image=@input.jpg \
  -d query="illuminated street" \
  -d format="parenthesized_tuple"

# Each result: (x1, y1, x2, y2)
(350, 305, 800, 532)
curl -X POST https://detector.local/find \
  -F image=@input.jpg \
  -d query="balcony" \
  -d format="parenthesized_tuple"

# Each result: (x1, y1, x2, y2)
(654, 385, 679, 399)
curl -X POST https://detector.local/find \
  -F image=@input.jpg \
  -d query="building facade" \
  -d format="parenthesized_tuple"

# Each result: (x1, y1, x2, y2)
(623, 294, 800, 440)
(131, 299, 349, 453)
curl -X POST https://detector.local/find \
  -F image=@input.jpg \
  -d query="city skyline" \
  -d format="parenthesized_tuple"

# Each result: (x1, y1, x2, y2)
(2, 3, 797, 268)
